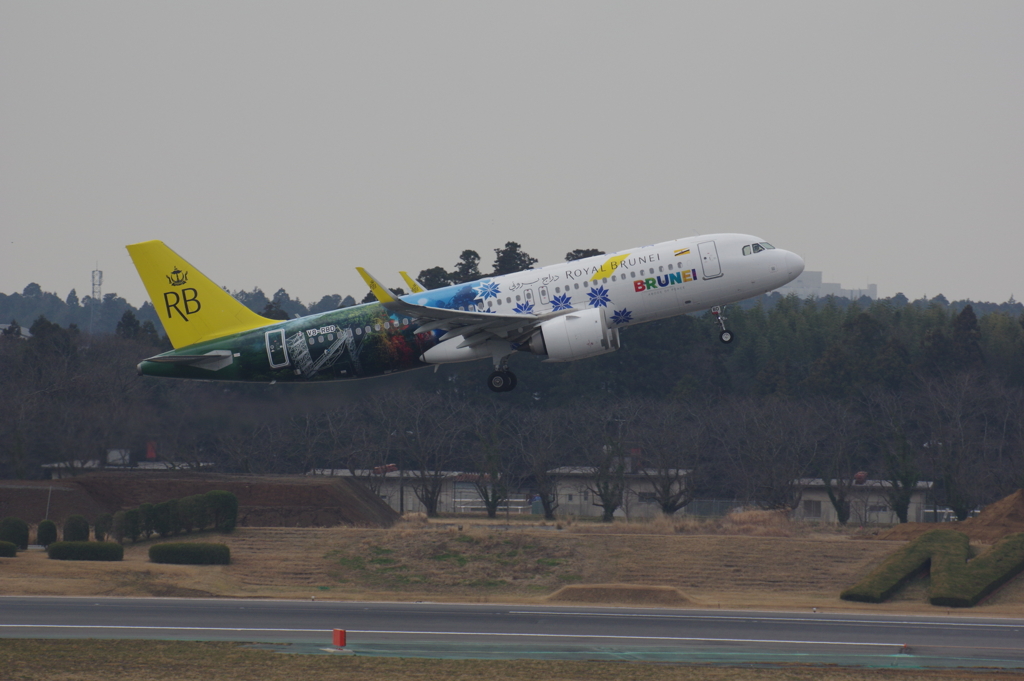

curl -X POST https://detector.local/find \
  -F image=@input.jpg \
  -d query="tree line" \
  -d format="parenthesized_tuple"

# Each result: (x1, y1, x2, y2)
(3, 241, 1024, 522)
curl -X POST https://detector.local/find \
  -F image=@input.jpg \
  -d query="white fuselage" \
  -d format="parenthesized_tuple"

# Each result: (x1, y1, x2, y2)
(458, 233, 802, 325)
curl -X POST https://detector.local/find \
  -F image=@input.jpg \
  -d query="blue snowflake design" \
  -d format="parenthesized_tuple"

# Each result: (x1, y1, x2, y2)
(550, 294, 573, 311)
(587, 285, 611, 308)
(611, 308, 633, 325)
(472, 279, 500, 300)
(513, 300, 535, 314)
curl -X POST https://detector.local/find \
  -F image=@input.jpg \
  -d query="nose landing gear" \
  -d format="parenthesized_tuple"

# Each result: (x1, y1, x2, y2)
(711, 305, 734, 344)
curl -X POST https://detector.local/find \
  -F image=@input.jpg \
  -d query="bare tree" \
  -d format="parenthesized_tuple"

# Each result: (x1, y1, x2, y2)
(509, 409, 568, 520)
(401, 393, 465, 517)
(633, 400, 707, 515)
(814, 398, 866, 525)
(717, 397, 822, 511)
(862, 387, 922, 523)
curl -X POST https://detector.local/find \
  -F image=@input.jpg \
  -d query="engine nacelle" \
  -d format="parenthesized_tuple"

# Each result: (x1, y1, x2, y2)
(527, 307, 620, 362)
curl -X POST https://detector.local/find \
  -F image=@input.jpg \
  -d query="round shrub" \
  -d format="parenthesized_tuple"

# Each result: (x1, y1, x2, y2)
(94, 514, 113, 542)
(37, 520, 58, 547)
(139, 503, 156, 539)
(63, 514, 90, 542)
(47, 541, 123, 561)
(0, 517, 29, 550)
(205, 491, 239, 533)
(149, 542, 230, 565)
(0, 540, 17, 557)
(123, 508, 141, 544)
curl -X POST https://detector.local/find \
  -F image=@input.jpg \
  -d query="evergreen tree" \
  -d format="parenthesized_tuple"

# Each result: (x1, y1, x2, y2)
(565, 248, 605, 262)
(416, 266, 451, 290)
(115, 310, 140, 339)
(451, 250, 482, 284)
(491, 242, 537, 276)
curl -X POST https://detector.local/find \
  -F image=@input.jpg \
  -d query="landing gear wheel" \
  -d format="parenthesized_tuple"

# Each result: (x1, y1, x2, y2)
(487, 370, 517, 392)
(712, 305, 732, 344)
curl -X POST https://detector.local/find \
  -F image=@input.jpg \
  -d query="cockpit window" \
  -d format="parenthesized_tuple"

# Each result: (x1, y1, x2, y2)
(752, 243, 764, 253)
(742, 245, 751, 256)
(759, 242, 775, 250)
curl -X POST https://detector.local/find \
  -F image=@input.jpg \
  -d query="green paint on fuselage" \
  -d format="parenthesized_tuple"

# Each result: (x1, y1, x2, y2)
(140, 302, 440, 383)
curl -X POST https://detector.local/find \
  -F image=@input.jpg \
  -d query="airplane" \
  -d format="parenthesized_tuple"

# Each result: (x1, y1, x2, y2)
(126, 234, 804, 392)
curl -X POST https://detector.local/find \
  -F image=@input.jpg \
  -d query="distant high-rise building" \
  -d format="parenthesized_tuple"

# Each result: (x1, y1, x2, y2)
(775, 271, 877, 301)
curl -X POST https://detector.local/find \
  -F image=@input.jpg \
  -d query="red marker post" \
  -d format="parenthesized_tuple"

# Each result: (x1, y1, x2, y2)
(332, 629, 347, 647)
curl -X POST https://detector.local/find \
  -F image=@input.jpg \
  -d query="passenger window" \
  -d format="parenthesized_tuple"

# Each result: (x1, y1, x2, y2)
(402, 318, 409, 325)
(743, 245, 752, 256)
(603, 278, 608, 284)
(659, 266, 664, 273)
(374, 324, 381, 331)
(327, 334, 334, 341)
(506, 297, 511, 303)
(308, 337, 315, 345)
(611, 275, 617, 281)
(582, 281, 589, 288)
(630, 272, 635, 277)
(515, 295, 521, 301)
(496, 299, 502, 306)
(355, 328, 362, 336)
(486, 300, 493, 308)
(365, 326, 371, 333)
(667, 264, 673, 271)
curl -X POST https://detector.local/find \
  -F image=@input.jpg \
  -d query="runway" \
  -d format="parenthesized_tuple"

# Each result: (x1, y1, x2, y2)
(1, 597, 1023, 669)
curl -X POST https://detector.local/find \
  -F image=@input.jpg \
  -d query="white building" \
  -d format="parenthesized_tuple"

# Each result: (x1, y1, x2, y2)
(793, 478, 932, 524)
(775, 271, 878, 301)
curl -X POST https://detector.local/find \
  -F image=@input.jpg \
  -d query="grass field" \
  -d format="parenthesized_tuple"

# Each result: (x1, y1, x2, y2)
(2, 640, 1023, 681)
(3, 515, 1024, 613)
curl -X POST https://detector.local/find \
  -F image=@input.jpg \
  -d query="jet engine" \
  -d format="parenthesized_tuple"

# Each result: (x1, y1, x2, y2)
(526, 307, 620, 362)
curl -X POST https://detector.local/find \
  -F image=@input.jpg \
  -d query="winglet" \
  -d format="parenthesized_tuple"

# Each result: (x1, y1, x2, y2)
(356, 267, 399, 305)
(399, 271, 427, 293)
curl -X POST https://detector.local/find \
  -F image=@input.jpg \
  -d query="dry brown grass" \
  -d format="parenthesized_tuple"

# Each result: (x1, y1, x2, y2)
(2, 522, 1023, 614)
(2, 640, 1021, 681)
(560, 507, 850, 538)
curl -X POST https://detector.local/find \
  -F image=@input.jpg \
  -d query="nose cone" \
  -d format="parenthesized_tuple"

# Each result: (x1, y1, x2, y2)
(785, 250, 805, 278)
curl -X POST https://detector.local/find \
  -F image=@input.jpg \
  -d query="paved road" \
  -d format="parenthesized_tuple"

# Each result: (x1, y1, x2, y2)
(1, 597, 1023, 668)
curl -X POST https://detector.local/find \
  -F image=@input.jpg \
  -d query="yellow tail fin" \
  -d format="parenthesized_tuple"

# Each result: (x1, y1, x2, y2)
(126, 240, 274, 349)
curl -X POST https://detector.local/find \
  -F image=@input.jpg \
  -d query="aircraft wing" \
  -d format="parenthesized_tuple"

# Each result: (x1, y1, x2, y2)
(357, 267, 564, 348)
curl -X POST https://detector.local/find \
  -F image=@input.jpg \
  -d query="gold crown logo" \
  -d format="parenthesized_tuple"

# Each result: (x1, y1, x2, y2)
(166, 267, 188, 287)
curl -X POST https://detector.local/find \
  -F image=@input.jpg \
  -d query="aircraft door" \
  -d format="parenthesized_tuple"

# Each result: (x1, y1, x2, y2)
(538, 286, 550, 306)
(698, 241, 723, 279)
(524, 288, 536, 310)
(265, 329, 290, 368)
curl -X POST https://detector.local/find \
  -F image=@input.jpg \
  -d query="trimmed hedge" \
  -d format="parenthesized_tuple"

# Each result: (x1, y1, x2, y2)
(0, 517, 29, 550)
(841, 529, 1024, 608)
(930, 532, 1024, 607)
(63, 514, 90, 542)
(0, 540, 17, 557)
(841, 529, 961, 603)
(206, 490, 238, 532)
(37, 519, 58, 547)
(47, 541, 124, 561)
(149, 542, 230, 565)
(94, 514, 113, 542)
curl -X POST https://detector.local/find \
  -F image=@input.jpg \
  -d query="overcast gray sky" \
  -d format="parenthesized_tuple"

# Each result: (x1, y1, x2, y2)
(2, 2, 1022, 308)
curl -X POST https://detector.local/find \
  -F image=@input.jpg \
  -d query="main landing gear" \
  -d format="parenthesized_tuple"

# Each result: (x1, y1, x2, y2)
(711, 305, 734, 344)
(488, 355, 518, 392)
(487, 370, 517, 392)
